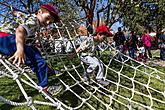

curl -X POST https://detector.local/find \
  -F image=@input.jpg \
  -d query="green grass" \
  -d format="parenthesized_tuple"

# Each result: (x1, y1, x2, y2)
(0, 50, 164, 110)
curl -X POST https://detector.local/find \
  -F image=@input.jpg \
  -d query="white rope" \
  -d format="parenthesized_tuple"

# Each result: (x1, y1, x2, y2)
(0, 20, 164, 110)
(0, 96, 29, 106)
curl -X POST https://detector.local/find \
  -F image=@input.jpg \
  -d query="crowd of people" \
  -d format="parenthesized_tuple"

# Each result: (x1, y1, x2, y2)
(112, 27, 165, 62)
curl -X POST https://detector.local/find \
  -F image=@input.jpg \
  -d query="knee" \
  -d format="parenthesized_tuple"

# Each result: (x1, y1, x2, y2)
(38, 59, 47, 68)
(87, 64, 98, 73)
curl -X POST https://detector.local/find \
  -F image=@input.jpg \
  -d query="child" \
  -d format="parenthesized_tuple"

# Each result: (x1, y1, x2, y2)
(0, 4, 63, 95)
(75, 25, 112, 85)
(136, 41, 146, 62)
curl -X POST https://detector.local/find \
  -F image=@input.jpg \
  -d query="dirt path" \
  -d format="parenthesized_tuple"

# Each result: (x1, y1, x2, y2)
(145, 49, 165, 67)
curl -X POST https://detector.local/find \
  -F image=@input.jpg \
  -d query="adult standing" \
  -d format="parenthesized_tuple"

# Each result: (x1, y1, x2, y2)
(126, 31, 138, 59)
(141, 30, 152, 59)
(113, 27, 125, 53)
(159, 29, 165, 61)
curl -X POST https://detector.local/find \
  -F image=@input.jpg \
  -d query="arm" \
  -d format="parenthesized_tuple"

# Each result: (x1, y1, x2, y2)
(75, 38, 89, 53)
(67, 45, 81, 59)
(76, 47, 81, 53)
(69, 39, 88, 58)
(9, 25, 26, 66)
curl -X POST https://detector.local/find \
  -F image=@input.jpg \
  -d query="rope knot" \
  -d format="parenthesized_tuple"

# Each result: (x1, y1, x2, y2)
(13, 74, 18, 80)
(27, 97, 33, 106)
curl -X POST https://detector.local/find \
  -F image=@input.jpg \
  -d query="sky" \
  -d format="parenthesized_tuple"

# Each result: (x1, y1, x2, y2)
(0, 1, 122, 33)
(93, 0, 123, 33)
(111, 22, 123, 33)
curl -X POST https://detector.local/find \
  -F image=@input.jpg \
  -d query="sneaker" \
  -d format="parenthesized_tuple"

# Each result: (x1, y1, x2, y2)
(83, 72, 90, 82)
(83, 76, 90, 82)
(83, 76, 94, 84)
(54, 68, 65, 77)
(43, 85, 62, 96)
(97, 79, 109, 86)
(83, 72, 94, 84)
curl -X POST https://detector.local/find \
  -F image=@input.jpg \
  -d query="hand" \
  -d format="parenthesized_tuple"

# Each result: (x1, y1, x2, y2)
(9, 50, 26, 67)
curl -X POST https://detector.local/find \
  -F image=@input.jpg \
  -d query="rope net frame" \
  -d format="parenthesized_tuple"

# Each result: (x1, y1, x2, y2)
(0, 20, 165, 110)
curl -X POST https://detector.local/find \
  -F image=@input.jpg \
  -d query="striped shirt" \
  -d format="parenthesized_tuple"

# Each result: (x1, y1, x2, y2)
(0, 12, 40, 37)
(78, 35, 98, 56)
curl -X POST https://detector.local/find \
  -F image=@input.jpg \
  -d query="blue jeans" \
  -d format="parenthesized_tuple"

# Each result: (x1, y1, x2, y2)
(128, 47, 135, 59)
(0, 32, 48, 87)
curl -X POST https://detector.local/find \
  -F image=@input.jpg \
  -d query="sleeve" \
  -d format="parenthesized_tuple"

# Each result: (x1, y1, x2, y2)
(21, 16, 38, 36)
(79, 37, 93, 51)
(79, 40, 89, 50)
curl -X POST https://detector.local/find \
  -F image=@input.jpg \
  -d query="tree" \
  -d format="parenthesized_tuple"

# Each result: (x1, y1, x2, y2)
(120, 0, 165, 33)
(0, 0, 80, 24)
(0, 0, 164, 33)
(74, 0, 96, 26)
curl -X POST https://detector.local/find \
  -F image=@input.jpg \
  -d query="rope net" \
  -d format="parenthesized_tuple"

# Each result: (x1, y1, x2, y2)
(0, 20, 165, 110)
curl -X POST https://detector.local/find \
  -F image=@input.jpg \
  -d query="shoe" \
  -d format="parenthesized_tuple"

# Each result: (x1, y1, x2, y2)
(83, 76, 90, 82)
(43, 85, 62, 96)
(97, 79, 109, 86)
(83, 72, 95, 84)
(54, 68, 65, 77)
(83, 72, 90, 82)
(83, 76, 94, 84)
(60, 68, 65, 73)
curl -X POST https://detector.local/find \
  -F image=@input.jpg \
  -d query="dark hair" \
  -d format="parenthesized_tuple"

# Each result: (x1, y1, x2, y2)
(118, 27, 121, 31)
(99, 32, 109, 36)
(143, 30, 147, 33)
(131, 31, 134, 34)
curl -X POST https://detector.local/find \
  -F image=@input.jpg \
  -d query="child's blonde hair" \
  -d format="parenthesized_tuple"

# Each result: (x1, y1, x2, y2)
(77, 26, 88, 36)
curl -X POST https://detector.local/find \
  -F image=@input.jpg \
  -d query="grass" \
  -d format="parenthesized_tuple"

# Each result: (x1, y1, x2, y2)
(0, 49, 164, 110)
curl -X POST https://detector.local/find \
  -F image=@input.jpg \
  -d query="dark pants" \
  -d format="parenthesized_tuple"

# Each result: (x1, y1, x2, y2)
(128, 47, 135, 59)
(144, 46, 152, 59)
(0, 32, 48, 87)
(160, 48, 165, 61)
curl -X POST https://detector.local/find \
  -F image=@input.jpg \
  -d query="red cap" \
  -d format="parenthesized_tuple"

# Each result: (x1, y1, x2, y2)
(40, 4, 60, 22)
(95, 25, 113, 37)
